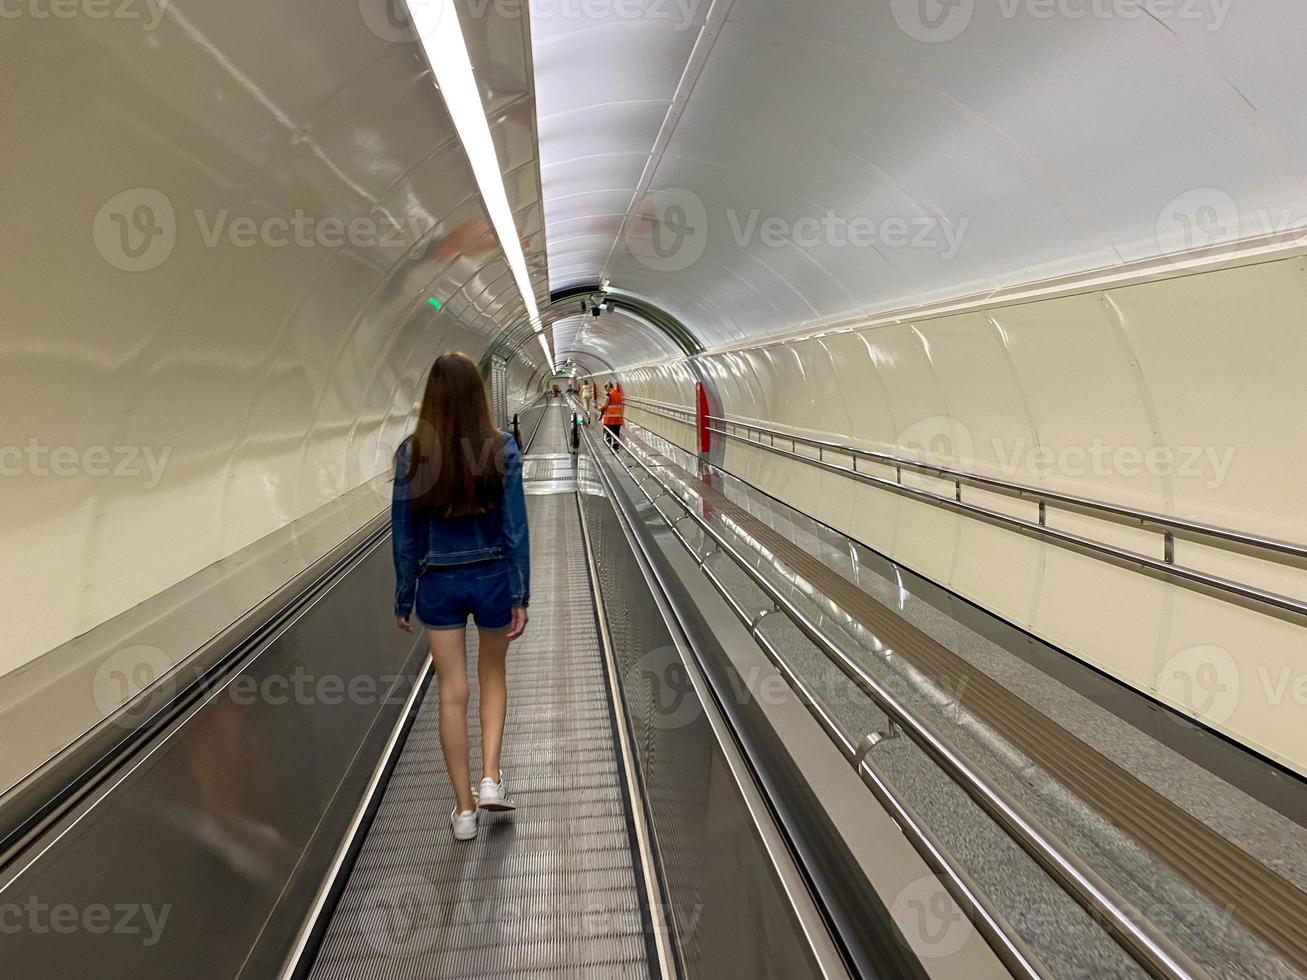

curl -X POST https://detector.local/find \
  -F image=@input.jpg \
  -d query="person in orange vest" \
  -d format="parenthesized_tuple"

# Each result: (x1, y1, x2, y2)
(600, 381, 624, 452)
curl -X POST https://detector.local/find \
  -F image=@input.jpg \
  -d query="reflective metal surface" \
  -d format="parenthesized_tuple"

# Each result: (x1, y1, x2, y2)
(574, 406, 1000, 980)
(577, 441, 842, 980)
(0, 536, 423, 979)
(0, 478, 393, 805)
(591, 420, 1206, 980)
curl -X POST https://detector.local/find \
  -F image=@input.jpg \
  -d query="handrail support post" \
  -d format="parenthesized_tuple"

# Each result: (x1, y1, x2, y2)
(853, 723, 902, 767)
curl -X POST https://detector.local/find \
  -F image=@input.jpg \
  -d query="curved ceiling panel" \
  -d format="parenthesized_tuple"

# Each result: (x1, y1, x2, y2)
(534, 0, 1307, 353)
(0, 0, 547, 673)
(552, 309, 684, 368)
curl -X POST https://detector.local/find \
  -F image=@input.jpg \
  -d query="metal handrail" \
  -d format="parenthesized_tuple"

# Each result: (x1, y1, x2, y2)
(515, 395, 550, 453)
(625, 395, 1307, 559)
(579, 412, 1208, 980)
(622, 396, 1307, 623)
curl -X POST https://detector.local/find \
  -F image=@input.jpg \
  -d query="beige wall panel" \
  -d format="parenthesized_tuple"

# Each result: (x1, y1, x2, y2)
(735, 346, 777, 462)
(1159, 594, 1307, 774)
(808, 339, 857, 536)
(887, 497, 961, 586)
(989, 295, 1165, 508)
(1110, 258, 1307, 540)
(1033, 550, 1170, 686)
(755, 346, 810, 506)
(951, 519, 1044, 628)
(650, 250, 1307, 773)
(843, 479, 902, 557)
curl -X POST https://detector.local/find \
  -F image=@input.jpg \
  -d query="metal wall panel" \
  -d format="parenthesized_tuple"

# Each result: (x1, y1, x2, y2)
(0, 540, 423, 979)
(577, 460, 829, 980)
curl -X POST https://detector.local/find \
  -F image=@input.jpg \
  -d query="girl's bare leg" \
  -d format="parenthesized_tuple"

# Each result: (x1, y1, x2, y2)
(428, 628, 476, 812)
(476, 627, 511, 783)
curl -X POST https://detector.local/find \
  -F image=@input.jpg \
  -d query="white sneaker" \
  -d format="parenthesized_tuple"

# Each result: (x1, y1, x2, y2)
(450, 807, 479, 841)
(477, 776, 516, 812)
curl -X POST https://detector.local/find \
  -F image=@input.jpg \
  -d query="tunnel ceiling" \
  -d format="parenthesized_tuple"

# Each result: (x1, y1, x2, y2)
(552, 308, 683, 367)
(533, 0, 1307, 357)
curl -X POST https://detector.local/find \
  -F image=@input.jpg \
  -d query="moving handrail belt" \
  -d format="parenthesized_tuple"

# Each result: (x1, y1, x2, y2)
(0, 514, 393, 865)
(578, 407, 1210, 980)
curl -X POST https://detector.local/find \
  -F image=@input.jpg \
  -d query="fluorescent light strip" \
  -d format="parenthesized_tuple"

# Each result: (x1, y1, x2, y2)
(537, 333, 553, 362)
(409, 1, 548, 359)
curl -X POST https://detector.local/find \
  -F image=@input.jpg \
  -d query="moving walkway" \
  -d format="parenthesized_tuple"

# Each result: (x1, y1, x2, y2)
(1, 399, 1303, 980)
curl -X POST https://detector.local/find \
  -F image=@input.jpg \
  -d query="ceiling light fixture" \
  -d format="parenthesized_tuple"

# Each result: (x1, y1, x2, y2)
(408, 1, 548, 360)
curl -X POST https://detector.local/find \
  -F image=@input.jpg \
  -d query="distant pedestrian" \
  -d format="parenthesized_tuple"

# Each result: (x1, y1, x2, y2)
(580, 378, 594, 422)
(601, 381, 624, 452)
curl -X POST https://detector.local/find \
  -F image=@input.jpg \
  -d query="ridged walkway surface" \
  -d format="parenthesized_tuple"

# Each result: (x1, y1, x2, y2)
(311, 409, 653, 979)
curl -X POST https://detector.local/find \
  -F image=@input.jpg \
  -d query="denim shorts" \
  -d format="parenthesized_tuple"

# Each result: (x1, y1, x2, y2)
(415, 560, 513, 632)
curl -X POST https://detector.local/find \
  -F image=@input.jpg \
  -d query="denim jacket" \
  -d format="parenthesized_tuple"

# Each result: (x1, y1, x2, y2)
(391, 433, 530, 617)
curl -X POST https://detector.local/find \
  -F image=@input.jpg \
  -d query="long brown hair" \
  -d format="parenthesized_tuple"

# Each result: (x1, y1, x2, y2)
(401, 352, 505, 518)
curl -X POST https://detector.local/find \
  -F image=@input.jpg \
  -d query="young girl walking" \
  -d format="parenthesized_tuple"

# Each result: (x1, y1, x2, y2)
(392, 352, 530, 840)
